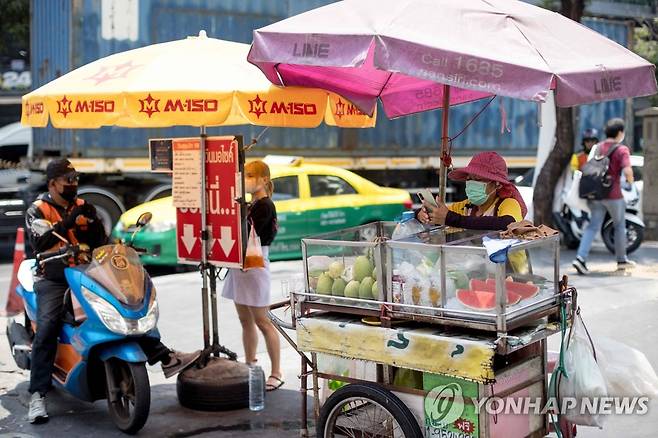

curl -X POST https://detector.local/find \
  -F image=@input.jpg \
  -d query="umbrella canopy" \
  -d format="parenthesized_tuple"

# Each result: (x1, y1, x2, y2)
(21, 31, 374, 129)
(248, 0, 657, 118)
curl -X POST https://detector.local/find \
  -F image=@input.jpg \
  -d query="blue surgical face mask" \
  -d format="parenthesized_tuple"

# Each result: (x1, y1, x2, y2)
(465, 180, 493, 206)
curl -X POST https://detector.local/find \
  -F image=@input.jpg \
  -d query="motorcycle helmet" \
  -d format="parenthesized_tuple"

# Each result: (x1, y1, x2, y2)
(582, 128, 599, 143)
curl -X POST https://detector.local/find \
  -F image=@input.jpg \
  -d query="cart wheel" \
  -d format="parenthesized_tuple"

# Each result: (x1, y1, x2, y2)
(317, 383, 422, 438)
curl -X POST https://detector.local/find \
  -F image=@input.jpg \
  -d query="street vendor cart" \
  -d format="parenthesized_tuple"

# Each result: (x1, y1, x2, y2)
(269, 222, 577, 437)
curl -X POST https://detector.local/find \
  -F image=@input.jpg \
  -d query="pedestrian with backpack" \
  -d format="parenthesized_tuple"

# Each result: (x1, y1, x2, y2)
(573, 118, 636, 274)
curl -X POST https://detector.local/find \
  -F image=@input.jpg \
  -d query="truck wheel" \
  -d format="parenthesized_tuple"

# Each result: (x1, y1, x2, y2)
(144, 184, 172, 202)
(176, 357, 249, 411)
(78, 193, 123, 234)
(317, 383, 422, 438)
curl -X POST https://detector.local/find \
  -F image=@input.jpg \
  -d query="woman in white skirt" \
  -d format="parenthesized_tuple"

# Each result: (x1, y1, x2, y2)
(222, 161, 283, 391)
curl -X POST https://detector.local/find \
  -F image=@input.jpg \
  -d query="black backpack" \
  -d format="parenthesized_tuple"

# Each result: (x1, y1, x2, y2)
(578, 143, 620, 200)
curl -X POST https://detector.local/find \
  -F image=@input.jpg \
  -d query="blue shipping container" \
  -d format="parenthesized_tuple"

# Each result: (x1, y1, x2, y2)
(30, 0, 630, 158)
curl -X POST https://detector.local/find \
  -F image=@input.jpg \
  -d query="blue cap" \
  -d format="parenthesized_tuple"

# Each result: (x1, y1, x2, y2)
(401, 211, 415, 222)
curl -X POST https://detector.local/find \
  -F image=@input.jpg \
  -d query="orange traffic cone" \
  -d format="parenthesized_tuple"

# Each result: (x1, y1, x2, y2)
(4, 227, 26, 316)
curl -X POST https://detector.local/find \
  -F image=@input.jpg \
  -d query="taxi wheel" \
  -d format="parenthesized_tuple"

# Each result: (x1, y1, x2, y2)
(176, 357, 249, 411)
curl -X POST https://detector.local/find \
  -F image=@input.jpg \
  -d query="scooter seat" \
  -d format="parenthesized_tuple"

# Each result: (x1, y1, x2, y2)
(17, 260, 36, 293)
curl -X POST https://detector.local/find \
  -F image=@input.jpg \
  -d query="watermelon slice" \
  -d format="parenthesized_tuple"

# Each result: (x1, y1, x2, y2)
(469, 279, 494, 292)
(485, 278, 539, 300)
(468, 279, 522, 304)
(456, 289, 522, 310)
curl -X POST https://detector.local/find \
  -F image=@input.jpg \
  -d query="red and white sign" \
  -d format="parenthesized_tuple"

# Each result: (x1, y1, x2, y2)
(175, 136, 245, 268)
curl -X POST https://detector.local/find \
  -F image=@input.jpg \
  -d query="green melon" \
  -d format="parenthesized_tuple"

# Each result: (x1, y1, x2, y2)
(353, 256, 374, 282)
(316, 273, 334, 295)
(332, 278, 347, 296)
(359, 277, 375, 300)
(328, 261, 345, 279)
(344, 280, 361, 298)
(372, 281, 379, 299)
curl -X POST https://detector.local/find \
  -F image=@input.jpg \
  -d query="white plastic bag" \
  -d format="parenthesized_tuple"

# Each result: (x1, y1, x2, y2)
(558, 312, 608, 428)
(565, 170, 591, 214)
(244, 222, 264, 269)
(595, 337, 658, 397)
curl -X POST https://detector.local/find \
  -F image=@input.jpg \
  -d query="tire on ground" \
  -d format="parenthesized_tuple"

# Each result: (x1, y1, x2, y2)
(176, 357, 250, 411)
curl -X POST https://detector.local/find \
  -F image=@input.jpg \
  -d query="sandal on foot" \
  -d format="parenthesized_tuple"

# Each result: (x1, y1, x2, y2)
(266, 375, 284, 391)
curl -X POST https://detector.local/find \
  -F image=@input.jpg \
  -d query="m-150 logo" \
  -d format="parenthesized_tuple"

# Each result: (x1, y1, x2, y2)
(248, 94, 317, 119)
(334, 98, 366, 118)
(25, 101, 44, 116)
(138, 93, 219, 118)
(57, 95, 115, 118)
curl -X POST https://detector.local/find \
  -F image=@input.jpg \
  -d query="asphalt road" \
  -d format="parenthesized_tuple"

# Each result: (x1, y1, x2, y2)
(0, 241, 657, 437)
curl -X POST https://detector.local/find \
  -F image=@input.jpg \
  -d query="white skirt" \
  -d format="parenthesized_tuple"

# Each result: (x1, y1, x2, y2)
(221, 246, 270, 307)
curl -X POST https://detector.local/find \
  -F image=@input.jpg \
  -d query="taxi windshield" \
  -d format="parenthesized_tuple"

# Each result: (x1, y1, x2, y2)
(85, 244, 146, 306)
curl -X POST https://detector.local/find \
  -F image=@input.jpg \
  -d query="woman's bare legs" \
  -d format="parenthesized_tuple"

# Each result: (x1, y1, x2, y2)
(250, 306, 282, 384)
(234, 303, 258, 364)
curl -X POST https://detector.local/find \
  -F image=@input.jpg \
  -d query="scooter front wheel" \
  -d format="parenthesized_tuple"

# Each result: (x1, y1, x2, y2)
(105, 359, 150, 434)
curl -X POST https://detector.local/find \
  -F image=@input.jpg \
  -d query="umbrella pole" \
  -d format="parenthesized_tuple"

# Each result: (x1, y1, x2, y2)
(439, 85, 451, 202)
(200, 126, 211, 350)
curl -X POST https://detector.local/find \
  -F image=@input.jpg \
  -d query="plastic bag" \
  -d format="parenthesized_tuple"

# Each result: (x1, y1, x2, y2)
(565, 170, 591, 214)
(595, 337, 658, 397)
(558, 312, 608, 428)
(244, 222, 264, 270)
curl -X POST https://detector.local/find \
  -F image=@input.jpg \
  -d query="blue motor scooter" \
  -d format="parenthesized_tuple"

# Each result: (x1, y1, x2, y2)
(7, 212, 159, 434)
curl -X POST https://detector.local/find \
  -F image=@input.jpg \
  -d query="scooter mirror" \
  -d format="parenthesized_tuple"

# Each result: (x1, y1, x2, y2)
(136, 212, 152, 228)
(31, 219, 53, 236)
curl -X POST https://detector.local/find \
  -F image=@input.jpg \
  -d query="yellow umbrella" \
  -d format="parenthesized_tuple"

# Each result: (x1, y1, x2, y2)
(21, 31, 374, 129)
(20, 31, 374, 355)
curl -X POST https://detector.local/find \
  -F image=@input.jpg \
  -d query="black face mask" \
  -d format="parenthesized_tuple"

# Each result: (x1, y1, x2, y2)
(60, 185, 78, 202)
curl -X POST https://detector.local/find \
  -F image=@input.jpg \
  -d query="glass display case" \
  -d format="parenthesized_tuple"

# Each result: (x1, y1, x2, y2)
(301, 222, 397, 311)
(386, 227, 561, 332)
(301, 223, 563, 335)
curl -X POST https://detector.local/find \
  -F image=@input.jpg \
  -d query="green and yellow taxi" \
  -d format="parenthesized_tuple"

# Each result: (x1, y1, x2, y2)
(112, 159, 411, 265)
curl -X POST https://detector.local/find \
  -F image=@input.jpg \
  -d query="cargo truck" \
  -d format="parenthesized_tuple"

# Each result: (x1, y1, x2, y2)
(1, 0, 634, 239)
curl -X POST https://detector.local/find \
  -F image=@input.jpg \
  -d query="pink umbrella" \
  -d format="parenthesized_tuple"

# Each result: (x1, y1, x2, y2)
(248, 0, 657, 198)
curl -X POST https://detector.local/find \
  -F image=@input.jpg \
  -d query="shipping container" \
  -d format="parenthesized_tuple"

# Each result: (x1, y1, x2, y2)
(30, 0, 631, 159)
(10, 0, 636, 236)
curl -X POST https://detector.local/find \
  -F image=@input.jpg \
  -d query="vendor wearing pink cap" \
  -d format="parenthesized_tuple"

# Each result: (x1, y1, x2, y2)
(418, 152, 527, 230)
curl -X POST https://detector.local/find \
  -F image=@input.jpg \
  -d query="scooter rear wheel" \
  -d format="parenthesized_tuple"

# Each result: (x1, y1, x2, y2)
(106, 359, 150, 434)
(602, 219, 644, 255)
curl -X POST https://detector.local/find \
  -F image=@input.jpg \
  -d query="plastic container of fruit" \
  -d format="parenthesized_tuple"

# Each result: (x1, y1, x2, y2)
(386, 227, 562, 333)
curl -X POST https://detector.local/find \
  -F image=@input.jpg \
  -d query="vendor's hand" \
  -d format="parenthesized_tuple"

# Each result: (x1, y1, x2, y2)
(417, 207, 430, 224)
(423, 197, 449, 225)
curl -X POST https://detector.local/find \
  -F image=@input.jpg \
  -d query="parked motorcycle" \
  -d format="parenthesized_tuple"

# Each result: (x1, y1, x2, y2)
(553, 184, 644, 254)
(6, 212, 158, 434)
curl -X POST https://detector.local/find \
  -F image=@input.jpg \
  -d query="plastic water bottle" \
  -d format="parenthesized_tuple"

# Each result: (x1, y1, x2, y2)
(391, 211, 426, 271)
(249, 365, 265, 411)
(392, 211, 425, 240)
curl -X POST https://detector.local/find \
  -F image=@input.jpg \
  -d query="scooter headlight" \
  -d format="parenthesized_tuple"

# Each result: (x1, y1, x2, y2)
(139, 290, 159, 333)
(81, 287, 158, 335)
